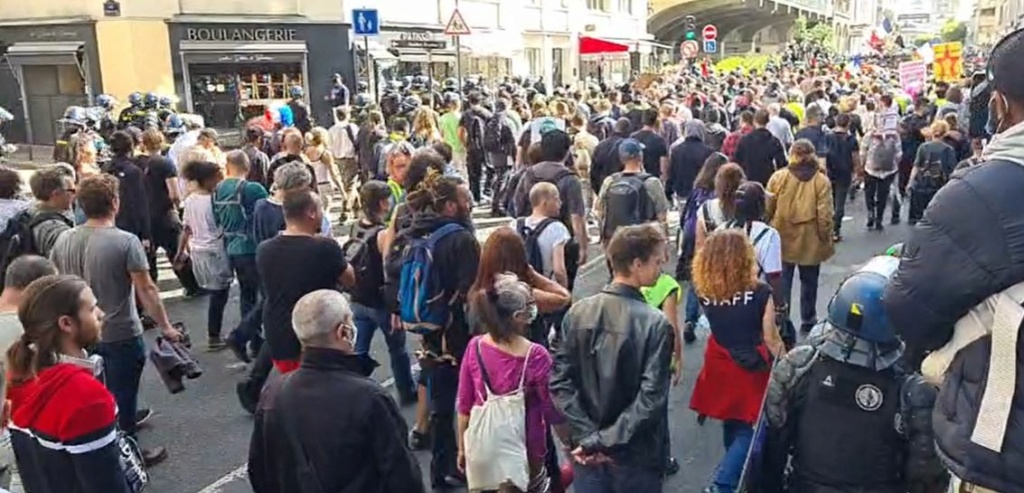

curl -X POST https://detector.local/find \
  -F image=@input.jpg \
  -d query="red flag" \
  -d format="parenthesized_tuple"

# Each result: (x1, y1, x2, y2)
(869, 31, 884, 51)
(701, 60, 709, 78)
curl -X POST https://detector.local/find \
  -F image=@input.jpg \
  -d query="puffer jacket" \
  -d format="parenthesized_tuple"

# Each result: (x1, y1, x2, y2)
(766, 159, 835, 266)
(549, 283, 673, 472)
(885, 121, 1024, 493)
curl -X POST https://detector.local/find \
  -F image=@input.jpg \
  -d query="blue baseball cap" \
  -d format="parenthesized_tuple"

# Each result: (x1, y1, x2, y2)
(618, 138, 645, 159)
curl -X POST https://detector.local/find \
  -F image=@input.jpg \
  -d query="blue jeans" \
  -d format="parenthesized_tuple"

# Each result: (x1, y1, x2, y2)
(95, 336, 146, 434)
(713, 420, 754, 493)
(684, 283, 701, 325)
(574, 461, 663, 493)
(352, 302, 415, 398)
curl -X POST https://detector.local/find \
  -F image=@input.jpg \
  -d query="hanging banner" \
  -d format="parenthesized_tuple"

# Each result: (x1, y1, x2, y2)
(932, 42, 963, 83)
(899, 61, 927, 95)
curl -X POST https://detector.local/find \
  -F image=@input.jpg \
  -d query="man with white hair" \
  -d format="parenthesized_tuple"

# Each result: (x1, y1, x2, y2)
(248, 289, 425, 493)
(766, 102, 794, 149)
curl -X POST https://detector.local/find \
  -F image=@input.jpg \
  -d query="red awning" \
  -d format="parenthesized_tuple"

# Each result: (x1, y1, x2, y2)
(579, 36, 630, 55)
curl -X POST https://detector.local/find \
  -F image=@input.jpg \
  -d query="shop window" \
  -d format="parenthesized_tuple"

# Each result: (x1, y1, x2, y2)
(526, 48, 542, 77)
(466, 56, 510, 81)
(189, 62, 303, 129)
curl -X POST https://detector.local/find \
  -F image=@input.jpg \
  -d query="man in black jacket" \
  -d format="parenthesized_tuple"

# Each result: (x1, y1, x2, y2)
(668, 120, 714, 202)
(734, 109, 787, 187)
(103, 131, 151, 248)
(249, 289, 424, 493)
(884, 29, 1024, 493)
(551, 223, 672, 493)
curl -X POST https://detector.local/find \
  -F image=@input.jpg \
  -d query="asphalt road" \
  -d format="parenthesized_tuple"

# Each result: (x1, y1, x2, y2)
(0, 175, 911, 493)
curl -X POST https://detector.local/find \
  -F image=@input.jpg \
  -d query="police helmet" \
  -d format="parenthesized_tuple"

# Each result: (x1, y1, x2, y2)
(128, 92, 143, 106)
(443, 77, 458, 90)
(413, 75, 429, 87)
(402, 94, 422, 108)
(159, 96, 173, 108)
(354, 93, 372, 107)
(356, 81, 369, 92)
(96, 94, 116, 110)
(144, 92, 159, 107)
(826, 256, 901, 344)
(63, 106, 88, 123)
(165, 114, 185, 135)
(289, 85, 304, 99)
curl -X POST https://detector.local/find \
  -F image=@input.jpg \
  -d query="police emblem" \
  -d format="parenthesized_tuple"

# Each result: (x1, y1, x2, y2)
(855, 384, 883, 411)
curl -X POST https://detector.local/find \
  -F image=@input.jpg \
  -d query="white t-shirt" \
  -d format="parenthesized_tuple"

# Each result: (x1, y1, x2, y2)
(182, 192, 223, 251)
(509, 216, 571, 278)
(746, 221, 783, 281)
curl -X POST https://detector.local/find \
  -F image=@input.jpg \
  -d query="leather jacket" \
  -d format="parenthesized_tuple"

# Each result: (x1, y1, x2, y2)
(550, 283, 673, 472)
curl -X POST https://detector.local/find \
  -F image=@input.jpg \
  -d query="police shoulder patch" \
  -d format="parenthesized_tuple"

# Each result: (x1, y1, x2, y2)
(855, 383, 884, 411)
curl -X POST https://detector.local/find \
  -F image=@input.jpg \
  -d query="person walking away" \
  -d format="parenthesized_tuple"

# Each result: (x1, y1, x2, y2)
(884, 30, 1024, 491)
(677, 154, 732, 344)
(908, 120, 956, 225)
(410, 106, 442, 149)
(766, 103, 794, 149)
(863, 131, 901, 230)
(439, 93, 466, 178)
(589, 118, 632, 195)
(793, 104, 829, 164)
(766, 139, 835, 333)
(735, 110, 787, 187)
(102, 131, 151, 257)
(213, 151, 268, 350)
(248, 289, 424, 493)
(257, 189, 354, 374)
(138, 128, 200, 296)
(668, 120, 714, 207)
(689, 229, 785, 493)
(658, 102, 681, 148)
(722, 111, 754, 160)
(824, 113, 860, 241)
(345, 180, 417, 405)
(897, 97, 931, 203)
(457, 274, 570, 493)
(484, 99, 518, 214)
(49, 174, 182, 465)
(357, 110, 388, 183)
(304, 127, 340, 215)
(459, 92, 492, 201)
(630, 109, 670, 179)
(550, 224, 672, 493)
(594, 139, 670, 269)
(761, 256, 949, 493)
(328, 107, 361, 222)
(954, 137, 985, 171)
(7, 275, 135, 493)
(511, 130, 589, 289)
(267, 129, 315, 191)
(241, 126, 270, 187)
(703, 108, 728, 152)
(511, 182, 571, 289)
(176, 161, 234, 350)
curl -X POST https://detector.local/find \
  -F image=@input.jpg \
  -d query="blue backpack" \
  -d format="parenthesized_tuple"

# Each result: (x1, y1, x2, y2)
(398, 223, 466, 334)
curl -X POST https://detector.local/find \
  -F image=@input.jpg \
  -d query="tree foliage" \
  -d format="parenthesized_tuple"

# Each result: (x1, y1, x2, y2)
(793, 17, 835, 49)
(940, 19, 967, 43)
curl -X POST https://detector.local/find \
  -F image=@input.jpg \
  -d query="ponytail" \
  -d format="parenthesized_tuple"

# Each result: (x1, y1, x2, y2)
(6, 336, 35, 385)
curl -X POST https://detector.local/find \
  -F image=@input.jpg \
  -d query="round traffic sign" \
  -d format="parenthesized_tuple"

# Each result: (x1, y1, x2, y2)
(681, 40, 699, 58)
(703, 24, 718, 40)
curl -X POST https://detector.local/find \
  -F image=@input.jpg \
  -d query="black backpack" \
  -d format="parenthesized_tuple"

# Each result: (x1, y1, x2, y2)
(466, 111, 487, 156)
(0, 210, 72, 285)
(601, 172, 655, 239)
(342, 222, 385, 302)
(483, 112, 514, 155)
(917, 149, 948, 193)
(587, 115, 613, 141)
(516, 217, 557, 274)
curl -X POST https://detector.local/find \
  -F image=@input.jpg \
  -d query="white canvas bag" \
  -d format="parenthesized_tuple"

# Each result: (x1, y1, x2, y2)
(464, 339, 532, 491)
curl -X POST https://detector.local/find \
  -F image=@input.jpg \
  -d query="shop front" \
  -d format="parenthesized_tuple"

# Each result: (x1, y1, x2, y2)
(0, 23, 100, 145)
(168, 22, 354, 136)
(371, 28, 457, 81)
(579, 36, 631, 85)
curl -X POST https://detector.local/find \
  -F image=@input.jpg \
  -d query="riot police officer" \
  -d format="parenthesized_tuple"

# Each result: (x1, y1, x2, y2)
(94, 94, 119, 140)
(157, 96, 177, 129)
(286, 85, 312, 134)
(759, 255, 949, 493)
(118, 92, 144, 129)
(54, 106, 90, 164)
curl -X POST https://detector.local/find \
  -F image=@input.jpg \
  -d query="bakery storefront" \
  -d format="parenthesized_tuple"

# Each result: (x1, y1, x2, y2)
(168, 22, 354, 134)
(0, 24, 99, 145)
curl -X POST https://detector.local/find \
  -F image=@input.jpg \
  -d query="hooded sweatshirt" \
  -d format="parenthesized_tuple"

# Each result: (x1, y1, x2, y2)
(766, 157, 835, 265)
(9, 363, 129, 493)
(735, 127, 788, 187)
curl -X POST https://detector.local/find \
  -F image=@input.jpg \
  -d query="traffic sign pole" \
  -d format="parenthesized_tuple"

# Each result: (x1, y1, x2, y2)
(353, 8, 381, 103)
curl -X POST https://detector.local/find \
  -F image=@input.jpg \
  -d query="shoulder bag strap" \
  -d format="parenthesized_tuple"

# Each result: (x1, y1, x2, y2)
(474, 339, 494, 400)
(517, 343, 533, 393)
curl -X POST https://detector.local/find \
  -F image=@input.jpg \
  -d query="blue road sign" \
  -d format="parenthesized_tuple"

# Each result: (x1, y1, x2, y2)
(353, 9, 380, 36)
(704, 39, 717, 53)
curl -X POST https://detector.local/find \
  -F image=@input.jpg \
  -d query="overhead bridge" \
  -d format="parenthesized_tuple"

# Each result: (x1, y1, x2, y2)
(648, 0, 836, 57)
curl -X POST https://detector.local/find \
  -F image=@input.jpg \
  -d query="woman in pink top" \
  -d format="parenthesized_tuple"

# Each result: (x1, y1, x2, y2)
(457, 273, 569, 493)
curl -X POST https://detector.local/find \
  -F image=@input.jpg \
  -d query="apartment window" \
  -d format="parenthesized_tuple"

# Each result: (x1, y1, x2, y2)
(587, 0, 607, 11)
(982, 7, 996, 16)
(526, 48, 542, 77)
(616, 0, 633, 14)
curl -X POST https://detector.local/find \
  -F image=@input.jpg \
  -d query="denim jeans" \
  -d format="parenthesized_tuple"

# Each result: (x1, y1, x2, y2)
(713, 420, 754, 493)
(228, 254, 259, 321)
(231, 297, 263, 346)
(352, 302, 415, 398)
(831, 179, 850, 235)
(782, 263, 821, 330)
(574, 461, 663, 493)
(684, 283, 701, 325)
(427, 363, 459, 487)
(96, 336, 146, 434)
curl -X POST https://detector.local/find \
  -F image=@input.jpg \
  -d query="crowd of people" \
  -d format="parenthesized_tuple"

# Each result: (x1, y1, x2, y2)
(0, 27, 1019, 493)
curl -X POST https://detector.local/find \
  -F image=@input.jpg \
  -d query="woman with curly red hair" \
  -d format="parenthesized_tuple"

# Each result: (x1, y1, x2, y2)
(689, 229, 784, 493)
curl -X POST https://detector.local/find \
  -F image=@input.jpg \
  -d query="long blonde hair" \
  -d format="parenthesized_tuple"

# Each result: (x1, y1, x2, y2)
(413, 108, 439, 140)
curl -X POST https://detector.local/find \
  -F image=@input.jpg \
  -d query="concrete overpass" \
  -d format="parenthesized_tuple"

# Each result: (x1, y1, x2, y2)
(648, 0, 835, 57)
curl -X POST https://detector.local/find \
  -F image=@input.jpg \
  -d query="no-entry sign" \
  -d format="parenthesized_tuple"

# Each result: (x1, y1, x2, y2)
(703, 24, 718, 40)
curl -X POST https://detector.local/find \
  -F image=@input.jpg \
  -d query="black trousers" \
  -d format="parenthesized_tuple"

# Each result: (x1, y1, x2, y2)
(147, 212, 200, 294)
(467, 152, 485, 202)
(909, 188, 936, 223)
(782, 263, 821, 330)
(427, 364, 459, 487)
(863, 174, 895, 223)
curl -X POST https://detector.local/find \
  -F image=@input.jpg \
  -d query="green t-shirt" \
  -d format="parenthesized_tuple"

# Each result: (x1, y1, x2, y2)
(213, 177, 269, 256)
(439, 110, 464, 154)
(642, 274, 681, 310)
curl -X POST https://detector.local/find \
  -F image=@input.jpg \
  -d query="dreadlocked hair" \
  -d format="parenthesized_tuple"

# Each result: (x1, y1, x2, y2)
(405, 172, 464, 213)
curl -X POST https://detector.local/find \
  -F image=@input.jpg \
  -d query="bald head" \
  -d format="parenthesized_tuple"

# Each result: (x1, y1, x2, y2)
(529, 182, 559, 208)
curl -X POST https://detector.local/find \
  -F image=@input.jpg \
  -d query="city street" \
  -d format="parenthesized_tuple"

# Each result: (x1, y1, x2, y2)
(0, 170, 911, 493)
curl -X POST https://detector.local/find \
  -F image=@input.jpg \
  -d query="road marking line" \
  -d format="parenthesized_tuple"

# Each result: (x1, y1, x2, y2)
(196, 464, 248, 493)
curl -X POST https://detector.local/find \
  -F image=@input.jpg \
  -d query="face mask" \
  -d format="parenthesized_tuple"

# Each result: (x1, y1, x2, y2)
(521, 304, 539, 324)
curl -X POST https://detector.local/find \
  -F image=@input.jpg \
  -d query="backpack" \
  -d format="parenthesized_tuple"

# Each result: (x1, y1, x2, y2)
(213, 179, 249, 238)
(917, 149, 948, 193)
(397, 223, 466, 334)
(0, 209, 72, 287)
(466, 111, 487, 156)
(343, 222, 386, 302)
(464, 339, 531, 491)
(515, 167, 577, 225)
(587, 115, 613, 141)
(516, 217, 557, 274)
(483, 112, 514, 155)
(601, 172, 655, 239)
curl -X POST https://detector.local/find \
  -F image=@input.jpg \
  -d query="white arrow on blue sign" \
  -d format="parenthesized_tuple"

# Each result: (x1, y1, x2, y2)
(703, 39, 717, 53)
(353, 8, 380, 36)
